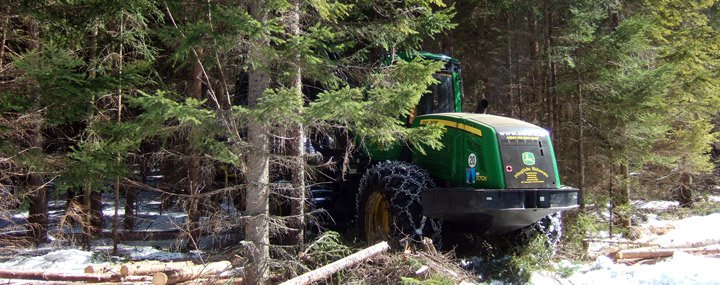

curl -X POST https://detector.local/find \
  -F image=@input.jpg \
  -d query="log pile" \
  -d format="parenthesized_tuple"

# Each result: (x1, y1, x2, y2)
(0, 260, 233, 284)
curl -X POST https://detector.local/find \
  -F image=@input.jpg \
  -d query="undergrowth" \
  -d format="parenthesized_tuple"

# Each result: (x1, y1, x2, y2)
(462, 234, 554, 284)
(658, 200, 720, 220)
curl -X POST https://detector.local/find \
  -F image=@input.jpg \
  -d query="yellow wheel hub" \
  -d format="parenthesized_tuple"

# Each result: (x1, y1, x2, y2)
(364, 191, 391, 242)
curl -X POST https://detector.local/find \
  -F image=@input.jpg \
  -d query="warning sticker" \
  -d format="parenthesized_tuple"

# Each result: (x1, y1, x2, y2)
(468, 153, 477, 167)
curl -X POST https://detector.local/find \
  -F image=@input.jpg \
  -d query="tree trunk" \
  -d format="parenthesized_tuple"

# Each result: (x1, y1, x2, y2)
(186, 50, 204, 251)
(82, 182, 93, 249)
(25, 20, 48, 244)
(506, 10, 515, 117)
(678, 172, 693, 207)
(113, 18, 125, 255)
(577, 71, 585, 210)
(124, 185, 136, 230)
(245, 2, 271, 283)
(0, 13, 8, 69)
(288, 0, 305, 246)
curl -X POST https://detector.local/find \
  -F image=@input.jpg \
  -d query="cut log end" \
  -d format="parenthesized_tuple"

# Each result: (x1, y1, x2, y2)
(120, 265, 130, 277)
(152, 272, 169, 285)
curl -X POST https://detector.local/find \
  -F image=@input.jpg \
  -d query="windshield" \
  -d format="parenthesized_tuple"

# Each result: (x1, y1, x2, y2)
(417, 73, 456, 115)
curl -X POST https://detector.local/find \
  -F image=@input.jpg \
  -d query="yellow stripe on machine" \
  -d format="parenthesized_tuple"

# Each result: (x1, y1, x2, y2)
(420, 119, 483, 137)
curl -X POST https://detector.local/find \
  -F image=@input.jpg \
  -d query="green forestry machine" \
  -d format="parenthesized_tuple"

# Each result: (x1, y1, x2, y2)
(310, 52, 579, 247)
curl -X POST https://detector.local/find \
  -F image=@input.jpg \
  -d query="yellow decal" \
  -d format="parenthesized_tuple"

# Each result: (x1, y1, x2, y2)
(506, 135, 540, 141)
(514, 167, 549, 184)
(476, 174, 488, 182)
(420, 119, 483, 137)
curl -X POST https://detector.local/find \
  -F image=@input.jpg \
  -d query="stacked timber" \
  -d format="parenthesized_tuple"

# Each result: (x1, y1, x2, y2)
(0, 260, 233, 284)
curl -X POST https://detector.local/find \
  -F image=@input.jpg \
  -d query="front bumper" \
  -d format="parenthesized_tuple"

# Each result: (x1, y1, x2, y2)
(422, 188, 579, 234)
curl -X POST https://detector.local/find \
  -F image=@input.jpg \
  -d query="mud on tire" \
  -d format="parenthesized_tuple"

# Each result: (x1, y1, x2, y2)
(355, 161, 442, 247)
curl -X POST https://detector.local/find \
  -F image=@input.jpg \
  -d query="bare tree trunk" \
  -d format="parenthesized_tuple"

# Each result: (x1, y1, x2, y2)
(27, 132, 47, 244)
(678, 172, 693, 207)
(288, 0, 305, 246)
(112, 16, 125, 255)
(245, 2, 271, 283)
(608, 161, 614, 238)
(544, 4, 556, 136)
(577, 71, 585, 210)
(124, 156, 139, 230)
(0, 13, 8, 69)
(25, 19, 48, 244)
(506, 11, 515, 117)
(83, 182, 93, 249)
(186, 50, 204, 251)
(620, 162, 631, 227)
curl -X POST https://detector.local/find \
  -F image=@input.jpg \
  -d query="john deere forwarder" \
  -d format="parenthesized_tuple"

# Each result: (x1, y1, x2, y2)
(310, 52, 579, 247)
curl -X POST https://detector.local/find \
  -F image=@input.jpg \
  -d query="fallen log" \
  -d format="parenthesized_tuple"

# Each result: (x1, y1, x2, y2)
(121, 260, 194, 277)
(0, 269, 122, 283)
(84, 263, 122, 274)
(615, 248, 674, 260)
(614, 246, 720, 260)
(281, 241, 390, 285)
(661, 239, 720, 249)
(584, 238, 659, 246)
(152, 261, 232, 285)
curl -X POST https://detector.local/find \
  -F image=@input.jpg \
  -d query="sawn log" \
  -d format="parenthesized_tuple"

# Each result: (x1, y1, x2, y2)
(0, 269, 122, 283)
(152, 261, 231, 285)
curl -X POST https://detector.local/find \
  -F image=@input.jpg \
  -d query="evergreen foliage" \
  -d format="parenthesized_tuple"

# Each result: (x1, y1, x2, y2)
(0, 0, 719, 280)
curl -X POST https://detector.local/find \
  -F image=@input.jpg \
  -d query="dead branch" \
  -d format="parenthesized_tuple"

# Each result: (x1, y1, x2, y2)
(280, 241, 390, 285)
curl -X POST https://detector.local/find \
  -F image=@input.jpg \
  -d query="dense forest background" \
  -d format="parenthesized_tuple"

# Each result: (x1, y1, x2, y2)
(1, 0, 719, 283)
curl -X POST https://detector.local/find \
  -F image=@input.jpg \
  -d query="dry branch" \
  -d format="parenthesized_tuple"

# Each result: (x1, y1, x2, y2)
(281, 241, 390, 285)
(0, 269, 122, 283)
(152, 261, 231, 285)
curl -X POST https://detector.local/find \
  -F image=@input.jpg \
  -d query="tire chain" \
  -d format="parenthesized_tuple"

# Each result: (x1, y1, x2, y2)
(356, 161, 442, 244)
(534, 212, 562, 253)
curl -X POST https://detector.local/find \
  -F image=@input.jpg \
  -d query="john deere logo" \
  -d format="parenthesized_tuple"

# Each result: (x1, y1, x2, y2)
(522, 152, 536, 166)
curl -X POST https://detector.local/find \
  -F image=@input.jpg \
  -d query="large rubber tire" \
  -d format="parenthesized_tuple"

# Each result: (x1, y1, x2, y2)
(355, 161, 442, 247)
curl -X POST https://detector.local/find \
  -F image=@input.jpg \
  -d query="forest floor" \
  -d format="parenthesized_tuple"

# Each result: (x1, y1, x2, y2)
(1, 191, 719, 284)
(530, 198, 720, 285)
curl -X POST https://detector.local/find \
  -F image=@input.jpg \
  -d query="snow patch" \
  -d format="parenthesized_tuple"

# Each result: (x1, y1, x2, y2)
(0, 249, 92, 273)
(635, 200, 679, 210)
(534, 253, 720, 285)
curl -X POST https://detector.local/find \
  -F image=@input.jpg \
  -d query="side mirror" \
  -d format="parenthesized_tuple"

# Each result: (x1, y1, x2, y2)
(476, 99, 489, 114)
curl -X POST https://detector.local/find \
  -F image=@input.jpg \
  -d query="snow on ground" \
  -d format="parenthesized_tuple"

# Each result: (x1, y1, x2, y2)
(532, 202, 720, 285)
(0, 249, 92, 274)
(533, 253, 720, 285)
(642, 213, 720, 248)
(634, 200, 679, 211)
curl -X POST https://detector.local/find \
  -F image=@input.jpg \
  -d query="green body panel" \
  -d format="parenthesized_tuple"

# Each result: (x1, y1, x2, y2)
(362, 141, 402, 161)
(546, 135, 562, 187)
(410, 113, 505, 188)
(365, 52, 564, 190)
(412, 113, 563, 190)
